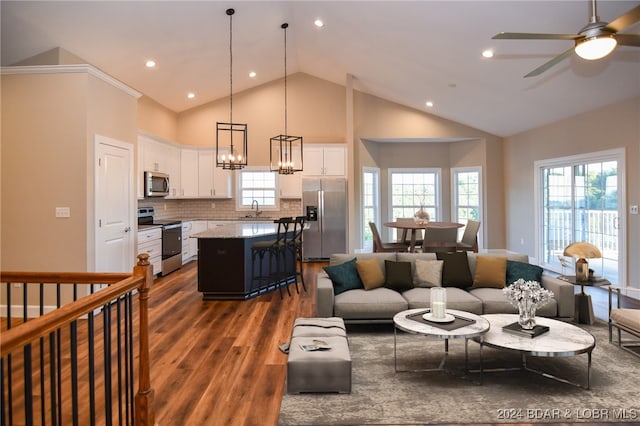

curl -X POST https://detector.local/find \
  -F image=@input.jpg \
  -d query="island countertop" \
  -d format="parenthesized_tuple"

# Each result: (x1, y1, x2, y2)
(192, 222, 280, 239)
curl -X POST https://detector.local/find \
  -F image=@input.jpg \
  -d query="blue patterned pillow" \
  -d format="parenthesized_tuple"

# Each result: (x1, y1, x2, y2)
(324, 258, 364, 295)
(506, 260, 543, 285)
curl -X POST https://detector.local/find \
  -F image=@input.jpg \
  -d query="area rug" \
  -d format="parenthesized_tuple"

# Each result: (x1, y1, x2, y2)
(278, 321, 639, 425)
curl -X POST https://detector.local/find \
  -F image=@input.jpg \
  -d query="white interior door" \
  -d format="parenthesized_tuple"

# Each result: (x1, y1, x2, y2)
(95, 135, 134, 273)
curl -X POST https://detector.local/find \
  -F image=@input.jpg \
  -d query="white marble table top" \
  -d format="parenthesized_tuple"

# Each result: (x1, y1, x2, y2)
(393, 308, 490, 340)
(480, 314, 595, 357)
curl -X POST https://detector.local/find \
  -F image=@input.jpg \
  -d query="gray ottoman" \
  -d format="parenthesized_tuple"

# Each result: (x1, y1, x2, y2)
(287, 317, 351, 394)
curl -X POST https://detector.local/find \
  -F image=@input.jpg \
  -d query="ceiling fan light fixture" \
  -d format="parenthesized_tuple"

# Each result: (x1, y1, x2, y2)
(574, 35, 617, 60)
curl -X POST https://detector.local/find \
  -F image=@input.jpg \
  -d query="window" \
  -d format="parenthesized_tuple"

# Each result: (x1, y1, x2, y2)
(536, 149, 625, 285)
(237, 170, 277, 209)
(452, 167, 482, 243)
(389, 169, 440, 240)
(362, 168, 380, 251)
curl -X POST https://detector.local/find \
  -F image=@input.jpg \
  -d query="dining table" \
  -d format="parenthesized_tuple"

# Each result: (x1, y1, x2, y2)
(383, 221, 464, 253)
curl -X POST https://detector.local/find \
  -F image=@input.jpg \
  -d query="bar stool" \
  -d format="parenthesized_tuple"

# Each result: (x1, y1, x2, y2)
(250, 217, 292, 298)
(287, 216, 306, 293)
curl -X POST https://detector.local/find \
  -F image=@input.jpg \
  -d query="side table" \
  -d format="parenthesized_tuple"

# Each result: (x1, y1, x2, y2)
(559, 275, 610, 325)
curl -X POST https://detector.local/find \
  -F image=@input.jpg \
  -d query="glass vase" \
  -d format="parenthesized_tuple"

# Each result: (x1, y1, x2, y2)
(517, 298, 537, 330)
(430, 287, 447, 319)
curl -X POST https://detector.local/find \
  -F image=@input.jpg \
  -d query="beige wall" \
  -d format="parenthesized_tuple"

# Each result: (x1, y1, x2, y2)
(137, 96, 178, 142)
(176, 73, 347, 158)
(352, 90, 505, 250)
(505, 96, 640, 288)
(1, 69, 138, 272)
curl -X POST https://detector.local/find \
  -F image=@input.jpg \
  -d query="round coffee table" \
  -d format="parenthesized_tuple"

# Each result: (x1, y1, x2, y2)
(393, 308, 490, 377)
(476, 314, 596, 389)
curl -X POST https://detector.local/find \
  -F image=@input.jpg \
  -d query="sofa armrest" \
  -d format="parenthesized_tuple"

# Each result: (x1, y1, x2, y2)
(316, 271, 335, 317)
(541, 275, 575, 318)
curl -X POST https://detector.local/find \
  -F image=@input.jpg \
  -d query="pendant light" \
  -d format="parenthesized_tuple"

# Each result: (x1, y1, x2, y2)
(216, 8, 248, 170)
(270, 23, 303, 175)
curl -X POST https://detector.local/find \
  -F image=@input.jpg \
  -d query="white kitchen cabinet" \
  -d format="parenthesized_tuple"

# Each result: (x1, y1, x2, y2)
(197, 150, 231, 198)
(181, 221, 193, 264)
(138, 133, 181, 198)
(137, 227, 162, 276)
(180, 149, 199, 197)
(191, 220, 207, 258)
(279, 173, 302, 198)
(302, 145, 346, 176)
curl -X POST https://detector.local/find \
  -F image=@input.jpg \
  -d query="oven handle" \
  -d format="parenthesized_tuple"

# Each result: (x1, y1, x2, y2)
(163, 223, 182, 230)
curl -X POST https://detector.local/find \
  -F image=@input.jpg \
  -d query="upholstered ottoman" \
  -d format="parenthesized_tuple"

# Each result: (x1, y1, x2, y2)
(287, 317, 351, 394)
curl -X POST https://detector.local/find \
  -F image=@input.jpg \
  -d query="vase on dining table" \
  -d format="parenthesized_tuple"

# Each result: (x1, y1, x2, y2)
(413, 207, 429, 224)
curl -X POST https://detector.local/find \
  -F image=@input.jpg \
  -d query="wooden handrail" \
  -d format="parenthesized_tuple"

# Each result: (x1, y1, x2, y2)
(1, 253, 155, 426)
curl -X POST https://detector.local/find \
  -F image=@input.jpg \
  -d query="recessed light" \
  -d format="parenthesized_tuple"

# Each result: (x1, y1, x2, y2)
(145, 59, 157, 68)
(426, 101, 434, 108)
(482, 50, 494, 58)
(187, 92, 195, 99)
(249, 71, 257, 78)
(314, 19, 324, 28)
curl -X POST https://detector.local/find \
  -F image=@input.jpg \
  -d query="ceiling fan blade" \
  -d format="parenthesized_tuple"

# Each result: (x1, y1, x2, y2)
(606, 5, 640, 33)
(615, 33, 640, 47)
(493, 32, 580, 40)
(524, 47, 575, 78)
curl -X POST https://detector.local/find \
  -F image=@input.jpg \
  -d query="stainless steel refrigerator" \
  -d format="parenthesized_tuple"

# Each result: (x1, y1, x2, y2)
(302, 177, 347, 260)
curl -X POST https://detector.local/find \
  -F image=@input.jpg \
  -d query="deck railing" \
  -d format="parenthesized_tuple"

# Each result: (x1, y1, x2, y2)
(1, 254, 155, 426)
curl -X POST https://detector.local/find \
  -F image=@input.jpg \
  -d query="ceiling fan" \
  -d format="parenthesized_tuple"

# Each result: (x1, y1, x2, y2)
(492, 0, 640, 77)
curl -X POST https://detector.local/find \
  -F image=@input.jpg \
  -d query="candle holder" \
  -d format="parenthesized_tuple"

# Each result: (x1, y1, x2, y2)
(430, 287, 447, 319)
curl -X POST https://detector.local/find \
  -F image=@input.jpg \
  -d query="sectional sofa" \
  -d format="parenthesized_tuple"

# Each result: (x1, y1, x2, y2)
(316, 250, 575, 323)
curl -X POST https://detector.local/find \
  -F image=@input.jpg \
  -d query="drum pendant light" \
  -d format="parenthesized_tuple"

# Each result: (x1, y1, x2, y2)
(270, 23, 303, 175)
(216, 8, 248, 170)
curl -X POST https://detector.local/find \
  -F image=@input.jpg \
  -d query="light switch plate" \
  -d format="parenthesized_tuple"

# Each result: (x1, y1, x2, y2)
(55, 207, 71, 218)
(631, 205, 639, 215)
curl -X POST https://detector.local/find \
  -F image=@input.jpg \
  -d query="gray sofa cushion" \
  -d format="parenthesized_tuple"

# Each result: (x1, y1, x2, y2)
(401, 287, 483, 315)
(469, 287, 558, 317)
(334, 288, 408, 320)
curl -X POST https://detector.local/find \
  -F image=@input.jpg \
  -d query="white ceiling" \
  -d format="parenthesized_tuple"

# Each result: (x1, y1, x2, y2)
(2, 1, 639, 137)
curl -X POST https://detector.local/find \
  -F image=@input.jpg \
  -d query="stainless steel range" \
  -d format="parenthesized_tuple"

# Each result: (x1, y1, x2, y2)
(137, 207, 182, 276)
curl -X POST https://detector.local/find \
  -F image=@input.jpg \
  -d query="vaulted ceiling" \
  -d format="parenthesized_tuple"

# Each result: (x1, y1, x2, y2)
(2, 1, 639, 137)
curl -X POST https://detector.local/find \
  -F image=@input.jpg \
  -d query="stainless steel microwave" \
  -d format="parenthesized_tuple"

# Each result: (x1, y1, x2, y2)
(144, 171, 170, 197)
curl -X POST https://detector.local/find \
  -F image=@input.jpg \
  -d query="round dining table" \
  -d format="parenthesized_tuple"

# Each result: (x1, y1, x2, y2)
(383, 221, 464, 252)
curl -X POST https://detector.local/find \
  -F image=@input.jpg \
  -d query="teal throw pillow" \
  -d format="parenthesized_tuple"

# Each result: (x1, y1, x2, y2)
(436, 251, 473, 288)
(506, 260, 543, 285)
(384, 260, 414, 291)
(324, 258, 363, 295)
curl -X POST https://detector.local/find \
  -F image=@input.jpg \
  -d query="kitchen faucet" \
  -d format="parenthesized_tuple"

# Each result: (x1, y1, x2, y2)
(251, 199, 262, 217)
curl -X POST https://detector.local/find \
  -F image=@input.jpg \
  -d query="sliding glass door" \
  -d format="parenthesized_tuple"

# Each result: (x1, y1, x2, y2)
(538, 149, 624, 285)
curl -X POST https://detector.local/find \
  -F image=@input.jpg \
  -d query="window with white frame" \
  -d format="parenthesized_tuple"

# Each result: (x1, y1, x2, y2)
(389, 169, 440, 239)
(362, 167, 380, 251)
(452, 167, 482, 242)
(536, 149, 624, 286)
(237, 170, 277, 209)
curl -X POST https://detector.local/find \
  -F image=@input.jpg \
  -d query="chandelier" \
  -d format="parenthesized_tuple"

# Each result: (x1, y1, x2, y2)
(216, 8, 248, 170)
(270, 23, 303, 175)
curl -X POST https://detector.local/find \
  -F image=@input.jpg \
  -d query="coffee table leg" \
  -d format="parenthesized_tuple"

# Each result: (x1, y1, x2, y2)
(394, 326, 398, 373)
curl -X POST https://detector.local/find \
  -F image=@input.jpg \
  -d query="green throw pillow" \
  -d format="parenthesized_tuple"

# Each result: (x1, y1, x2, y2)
(324, 258, 363, 295)
(384, 260, 414, 291)
(436, 251, 473, 288)
(506, 260, 543, 284)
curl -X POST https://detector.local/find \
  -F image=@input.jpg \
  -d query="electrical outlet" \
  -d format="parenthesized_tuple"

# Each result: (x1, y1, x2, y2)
(631, 205, 639, 215)
(211, 203, 216, 209)
(55, 207, 71, 218)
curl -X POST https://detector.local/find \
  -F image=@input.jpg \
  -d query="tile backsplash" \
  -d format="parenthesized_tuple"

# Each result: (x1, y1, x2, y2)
(138, 198, 303, 221)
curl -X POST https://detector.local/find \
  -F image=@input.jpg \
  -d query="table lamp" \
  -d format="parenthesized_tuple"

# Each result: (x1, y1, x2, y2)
(563, 242, 602, 281)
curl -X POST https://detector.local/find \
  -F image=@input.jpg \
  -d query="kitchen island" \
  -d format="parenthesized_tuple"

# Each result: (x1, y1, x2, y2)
(192, 222, 295, 300)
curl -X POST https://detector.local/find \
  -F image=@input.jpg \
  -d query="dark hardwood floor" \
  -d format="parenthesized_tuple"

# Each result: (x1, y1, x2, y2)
(146, 260, 638, 426)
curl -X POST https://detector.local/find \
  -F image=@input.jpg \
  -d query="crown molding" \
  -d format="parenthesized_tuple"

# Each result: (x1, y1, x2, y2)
(1, 64, 142, 99)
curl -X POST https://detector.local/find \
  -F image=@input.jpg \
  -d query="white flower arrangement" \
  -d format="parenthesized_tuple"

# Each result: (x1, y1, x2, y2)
(503, 279, 554, 308)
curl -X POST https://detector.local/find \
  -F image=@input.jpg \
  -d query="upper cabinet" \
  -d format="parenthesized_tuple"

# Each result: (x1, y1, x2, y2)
(302, 145, 346, 177)
(138, 134, 180, 199)
(138, 132, 231, 199)
(279, 173, 302, 198)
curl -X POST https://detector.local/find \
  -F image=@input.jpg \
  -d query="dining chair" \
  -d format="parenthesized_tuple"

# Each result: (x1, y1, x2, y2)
(422, 227, 458, 253)
(456, 220, 480, 252)
(369, 222, 408, 253)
